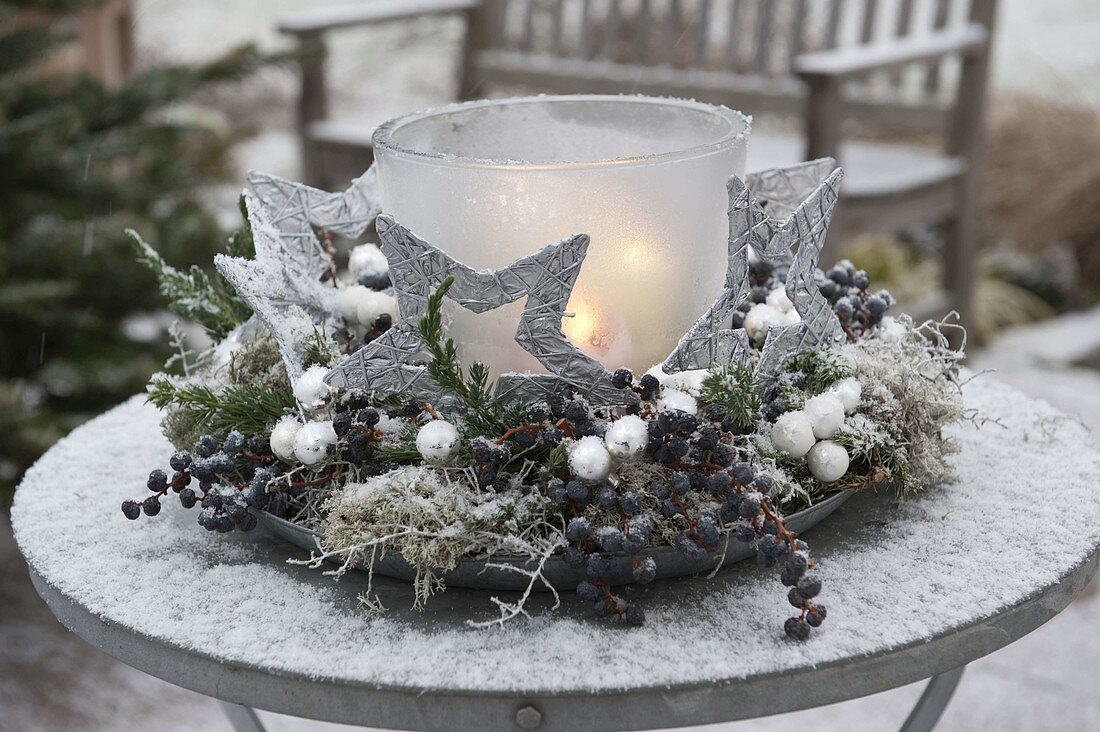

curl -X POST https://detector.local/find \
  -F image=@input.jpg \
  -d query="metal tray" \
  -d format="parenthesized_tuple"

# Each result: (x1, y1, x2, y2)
(256, 490, 851, 591)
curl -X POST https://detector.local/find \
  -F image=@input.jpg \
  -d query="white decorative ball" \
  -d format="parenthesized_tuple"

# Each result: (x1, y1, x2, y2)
(806, 440, 850, 483)
(744, 303, 785, 344)
(293, 365, 332, 411)
(827, 377, 863, 414)
(348, 243, 389, 279)
(803, 394, 845, 439)
(334, 285, 369, 323)
(658, 388, 698, 415)
(766, 287, 794, 312)
(569, 435, 613, 481)
(783, 307, 802, 325)
(356, 289, 399, 327)
(270, 416, 302, 462)
(415, 420, 460, 465)
(604, 415, 648, 461)
(292, 420, 337, 466)
(770, 410, 816, 458)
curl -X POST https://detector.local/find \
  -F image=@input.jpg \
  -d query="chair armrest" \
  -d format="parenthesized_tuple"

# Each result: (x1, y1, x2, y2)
(278, 0, 479, 35)
(794, 24, 988, 81)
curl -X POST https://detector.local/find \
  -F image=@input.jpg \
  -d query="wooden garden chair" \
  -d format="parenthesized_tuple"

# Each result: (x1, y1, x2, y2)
(278, 0, 998, 327)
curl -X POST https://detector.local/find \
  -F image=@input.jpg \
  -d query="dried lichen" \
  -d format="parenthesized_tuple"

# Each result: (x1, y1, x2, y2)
(834, 315, 966, 492)
(312, 467, 561, 609)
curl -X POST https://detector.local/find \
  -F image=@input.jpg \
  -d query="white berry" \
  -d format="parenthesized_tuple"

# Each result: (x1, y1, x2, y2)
(348, 243, 389, 279)
(766, 287, 794, 312)
(356, 290, 398, 327)
(770, 410, 816, 458)
(657, 388, 698, 415)
(807, 440, 850, 482)
(569, 435, 613, 481)
(334, 285, 398, 326)
(293, 421, 337, 466)
(827, 377, 863, 414)
(803, 394, 845, 439)
(744, 303, 785, 344)
(293, 365, 332, 411)
(783, 307, 802, 325)
(604, 415, 648, 461)
(270, 416, 302, 462)
(416, 420, 460, 465)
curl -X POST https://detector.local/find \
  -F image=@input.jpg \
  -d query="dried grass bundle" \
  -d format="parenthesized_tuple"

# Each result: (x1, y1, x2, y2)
(985, 95, 1100, 280)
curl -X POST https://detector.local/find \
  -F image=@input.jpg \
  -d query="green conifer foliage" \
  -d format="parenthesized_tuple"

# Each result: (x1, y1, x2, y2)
(0, 1, 271, 503)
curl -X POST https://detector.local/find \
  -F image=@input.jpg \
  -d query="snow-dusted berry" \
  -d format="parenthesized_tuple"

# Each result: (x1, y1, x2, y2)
(415, 419, 460, 465)
(348, 243, 389, 280)
(357, 290, 398, 328)
(766, 287, 794, 312)
(603, 414, 647, 461)
(827, 377, 863, 414)
(334, 285, 398, 326)
(744, 303, 785, 344)
(770, 410, 816, 458)
(803, 394, 845, 439)
(806, 440, 850, 482)
(293, 364, 333, 411)
(293, 420, 337, 466)
(568, 435, 612, 481)
(270, 416, 302, 462)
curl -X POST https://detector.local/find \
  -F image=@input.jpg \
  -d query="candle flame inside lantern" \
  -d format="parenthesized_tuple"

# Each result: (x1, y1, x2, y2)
(562, 303, 599, 350)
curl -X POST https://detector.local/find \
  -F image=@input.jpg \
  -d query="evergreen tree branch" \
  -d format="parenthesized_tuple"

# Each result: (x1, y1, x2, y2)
(128, 229, 251, 340)
(146, 376, 294, 438)
(417, 276, 508, 436)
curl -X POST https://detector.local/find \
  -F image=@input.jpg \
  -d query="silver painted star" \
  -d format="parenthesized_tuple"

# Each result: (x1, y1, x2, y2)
(662, 159, 845, 380)
(324, 215, 630, 406)
(215, 190, 337, 382)
(246, 166, 381, 281)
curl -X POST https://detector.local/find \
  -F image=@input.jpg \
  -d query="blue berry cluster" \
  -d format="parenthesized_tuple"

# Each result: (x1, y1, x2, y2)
(121, 430, 277, 532)
(818, 260, 893, 340)
(528, 370, 827, 639)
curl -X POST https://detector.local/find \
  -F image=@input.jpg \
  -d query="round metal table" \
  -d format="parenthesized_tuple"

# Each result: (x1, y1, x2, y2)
(13, 378, 1100, 732)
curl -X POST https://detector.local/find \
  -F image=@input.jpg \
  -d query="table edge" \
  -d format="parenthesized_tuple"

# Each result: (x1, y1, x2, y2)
(25, 545, 1099, 732)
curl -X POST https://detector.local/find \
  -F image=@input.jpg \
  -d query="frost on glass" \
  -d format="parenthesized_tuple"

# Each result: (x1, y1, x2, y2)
(373, 96, 750, 378)
(324, 215, 633, 407)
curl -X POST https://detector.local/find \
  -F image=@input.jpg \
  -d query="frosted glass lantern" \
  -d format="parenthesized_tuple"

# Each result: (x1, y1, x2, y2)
(373, 95, 750, 377)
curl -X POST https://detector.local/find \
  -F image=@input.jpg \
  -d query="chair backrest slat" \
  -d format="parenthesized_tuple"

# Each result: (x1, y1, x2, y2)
(551, 0, 566, 55)
(635, 0, 653, 64)
(692, 0, 714, 67)
(478, 0, 984, 117)
(578, 0, 595, 58)
(724, 0, 744, 70)
(787, 0, 808, 66)
(860, 0, 878, 42)
(600, 0, 622, 60)
(752, 0, 776, 73)
(824, 0, 844, 48)
(925, 0, 952, 92)
(888, 0, 916, 86)
(518, 0, 535, 51)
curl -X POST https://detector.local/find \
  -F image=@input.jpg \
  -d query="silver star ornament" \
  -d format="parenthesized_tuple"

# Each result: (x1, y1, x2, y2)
(662, 158, 845, 380)
(324, 215, 631, 406)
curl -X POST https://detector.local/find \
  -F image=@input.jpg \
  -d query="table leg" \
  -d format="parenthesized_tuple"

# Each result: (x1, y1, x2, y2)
(898, 665, 966, 732)
(220, 701, 269, 732)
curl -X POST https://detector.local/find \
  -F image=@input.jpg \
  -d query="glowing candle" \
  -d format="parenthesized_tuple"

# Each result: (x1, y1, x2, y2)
(373, 95, 749, 377)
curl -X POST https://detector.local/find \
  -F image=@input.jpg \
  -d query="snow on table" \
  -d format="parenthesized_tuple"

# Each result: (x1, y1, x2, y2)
(11, 377, 1100, 696)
